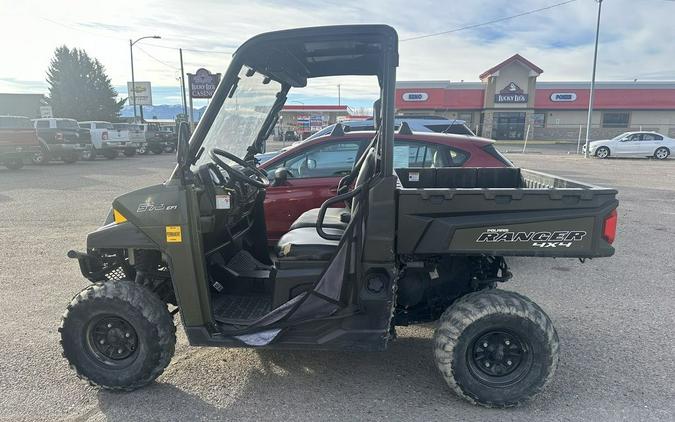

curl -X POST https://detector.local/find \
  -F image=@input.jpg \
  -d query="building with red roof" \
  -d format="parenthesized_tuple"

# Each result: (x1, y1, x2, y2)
(396, 54, 675, 140)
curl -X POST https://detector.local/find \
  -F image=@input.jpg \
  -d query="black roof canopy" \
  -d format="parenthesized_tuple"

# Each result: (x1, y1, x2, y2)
(233, 25, 399, 87)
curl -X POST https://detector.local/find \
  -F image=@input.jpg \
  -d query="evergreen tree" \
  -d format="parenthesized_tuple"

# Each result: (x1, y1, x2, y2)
(46, 46, 126, 121)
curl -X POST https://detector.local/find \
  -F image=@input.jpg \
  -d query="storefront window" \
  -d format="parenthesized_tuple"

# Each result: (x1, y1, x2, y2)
(602, 112, 630, 128)
(532, 113, 546, 128)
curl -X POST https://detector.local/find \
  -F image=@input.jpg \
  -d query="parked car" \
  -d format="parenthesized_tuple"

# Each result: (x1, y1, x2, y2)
(584, 131, 674, 159)
(305, 116, 474, 142)
(79, 121, 127, 160)
(157, 126, 177, 153)
(284, 130, 300, 142)
(131, 123, 171, 154)
(32, 118, 91, 164)
(111, 123, 148, 157)
(0, 116, 42, 169)
(259, 130, 512, 242)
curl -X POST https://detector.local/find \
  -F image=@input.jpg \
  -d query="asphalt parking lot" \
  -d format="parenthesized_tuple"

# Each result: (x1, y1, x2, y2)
(0, 152, 673, 421)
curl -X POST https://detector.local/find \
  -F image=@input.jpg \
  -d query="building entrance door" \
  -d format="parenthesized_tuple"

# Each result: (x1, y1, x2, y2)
(492, 112, 526, 140)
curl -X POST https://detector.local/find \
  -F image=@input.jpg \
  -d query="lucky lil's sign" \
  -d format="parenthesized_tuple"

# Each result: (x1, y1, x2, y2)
(494, 82, 528, 104)
(188, 68, 221, 99)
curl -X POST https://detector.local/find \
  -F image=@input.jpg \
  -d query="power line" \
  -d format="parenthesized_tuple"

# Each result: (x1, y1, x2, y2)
(400, 0, 578, 42)
(136, 46, 179, 71)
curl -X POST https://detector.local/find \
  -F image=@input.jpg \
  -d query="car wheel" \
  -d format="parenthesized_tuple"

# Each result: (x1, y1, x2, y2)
(123, 148, 137, 157)
(62, 152, 79, 164)
(59, 280, 176, 391)
(137, 145, 148, 155)
(102, 149, 118, 160)
(595, 146, 610, 159)
(433, 289, 559, 408)
(150, 145, 163, 155)
(32, 150, 48, 165)
(654, 147, 670, 160)
(4, 158, 24, 170)
(163, 144, 176, 153)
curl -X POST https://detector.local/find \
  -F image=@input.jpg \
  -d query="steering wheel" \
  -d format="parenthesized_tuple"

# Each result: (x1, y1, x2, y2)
(209, 148, 270, 189)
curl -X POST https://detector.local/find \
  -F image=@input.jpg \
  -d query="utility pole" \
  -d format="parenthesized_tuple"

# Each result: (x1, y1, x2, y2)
(584, 0, 603, 158)
(179, 48, 188, 117)
(129, 35, 161, 123)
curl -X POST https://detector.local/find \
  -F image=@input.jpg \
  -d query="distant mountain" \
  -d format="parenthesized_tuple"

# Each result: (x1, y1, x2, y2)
(120, 104, 206, 120)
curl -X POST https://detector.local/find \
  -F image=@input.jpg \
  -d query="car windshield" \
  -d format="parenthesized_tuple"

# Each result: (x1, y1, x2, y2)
(194, 66, 282, 167)
(113, 123, 129, 130)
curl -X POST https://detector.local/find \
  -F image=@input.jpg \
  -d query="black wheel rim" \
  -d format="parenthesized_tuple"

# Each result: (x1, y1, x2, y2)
(86, 315, 139, 367)
(467, 330, 532, 387)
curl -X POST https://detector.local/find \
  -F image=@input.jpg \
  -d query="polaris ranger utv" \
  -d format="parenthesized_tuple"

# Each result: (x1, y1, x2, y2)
(60, 25, 618, 407)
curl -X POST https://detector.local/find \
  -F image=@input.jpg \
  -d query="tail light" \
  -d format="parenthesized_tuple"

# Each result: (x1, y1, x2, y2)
(602, 209, 618, 244)
(55, 132, 64, 141)
(102, 131, 109, 140)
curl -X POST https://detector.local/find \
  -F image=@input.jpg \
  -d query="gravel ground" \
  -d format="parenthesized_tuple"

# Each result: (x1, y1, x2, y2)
(0, 152, 673, 421)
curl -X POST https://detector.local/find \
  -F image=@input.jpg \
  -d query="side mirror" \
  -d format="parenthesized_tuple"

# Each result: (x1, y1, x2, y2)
(176, 121, 190, 167)
(272, 167, 290, 186)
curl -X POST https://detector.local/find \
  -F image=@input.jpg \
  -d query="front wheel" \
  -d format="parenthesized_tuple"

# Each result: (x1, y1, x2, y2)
(433, 289, 559, 408)
(595, 146, 610, 159)
(59, 280, 176, 391)
(123, 148, 137, 157)
(32, 150, 49, 165)
(163, 144, 176, 153)
(654, 147, 670, 160)
(150, 145, 163, 155)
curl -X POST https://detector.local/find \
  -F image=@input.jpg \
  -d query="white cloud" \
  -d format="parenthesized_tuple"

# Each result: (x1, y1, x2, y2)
(1, 0, 674, 104)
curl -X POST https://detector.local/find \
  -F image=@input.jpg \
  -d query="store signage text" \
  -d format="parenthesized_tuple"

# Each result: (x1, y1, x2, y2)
(550, 92, 577, 102)
(402, 92, 429, 102)
(495, 82, 528, 104)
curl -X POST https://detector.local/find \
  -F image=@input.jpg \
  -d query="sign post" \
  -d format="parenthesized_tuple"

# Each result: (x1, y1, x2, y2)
(188, 68, 221, 129)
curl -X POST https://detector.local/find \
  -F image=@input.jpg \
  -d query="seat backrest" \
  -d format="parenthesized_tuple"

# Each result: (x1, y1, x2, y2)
(351, 148, 376, 214)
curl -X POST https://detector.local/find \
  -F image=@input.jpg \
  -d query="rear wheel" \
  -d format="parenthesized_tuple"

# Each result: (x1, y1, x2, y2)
(163, 144, 176, 153)
(123, 148, 137, 157)
(82, 148, 96, 161)
(102, 149, 118, 160)
(62, 152, 79, 164)
(433, 289, 559, 408)
(595, 146, 610, 159)
(4, 158, 24, 170)
(59, 280, 176, 391)
(150, 145, 163, 155)
(654, 147, 669, 160)
(137, 145, 149, 155)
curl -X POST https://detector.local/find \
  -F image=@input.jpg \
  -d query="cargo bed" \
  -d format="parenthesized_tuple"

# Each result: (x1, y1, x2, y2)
(395, 167, 618, 258)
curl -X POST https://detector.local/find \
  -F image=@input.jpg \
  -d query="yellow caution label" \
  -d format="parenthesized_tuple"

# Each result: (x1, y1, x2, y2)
(113, 209, 127, 224)
(166, 226, 182, 243)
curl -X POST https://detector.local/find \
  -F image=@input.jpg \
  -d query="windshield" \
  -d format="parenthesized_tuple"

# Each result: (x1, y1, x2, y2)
(195, 66, 282, 166)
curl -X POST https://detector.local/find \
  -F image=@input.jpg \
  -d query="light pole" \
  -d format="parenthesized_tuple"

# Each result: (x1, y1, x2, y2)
(584, 0, 603, 157)
(129, 35, 161, 122)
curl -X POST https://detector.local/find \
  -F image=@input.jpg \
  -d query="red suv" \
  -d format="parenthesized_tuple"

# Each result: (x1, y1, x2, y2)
(259, 131, 511, 242)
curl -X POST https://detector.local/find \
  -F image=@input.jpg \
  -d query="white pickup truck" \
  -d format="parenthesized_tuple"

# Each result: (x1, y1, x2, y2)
(78, 121, 138, 160)
(112, 123, 148, 156)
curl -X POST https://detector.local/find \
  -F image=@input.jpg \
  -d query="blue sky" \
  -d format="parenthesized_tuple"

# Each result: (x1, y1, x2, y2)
(2, 0, 675, 108)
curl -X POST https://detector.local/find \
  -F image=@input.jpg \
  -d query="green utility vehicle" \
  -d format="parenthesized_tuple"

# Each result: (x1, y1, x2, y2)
(60, 25, 619, 407)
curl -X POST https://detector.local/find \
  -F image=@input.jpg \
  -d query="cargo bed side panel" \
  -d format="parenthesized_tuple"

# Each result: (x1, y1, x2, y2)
(397, 187, 618, 258)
